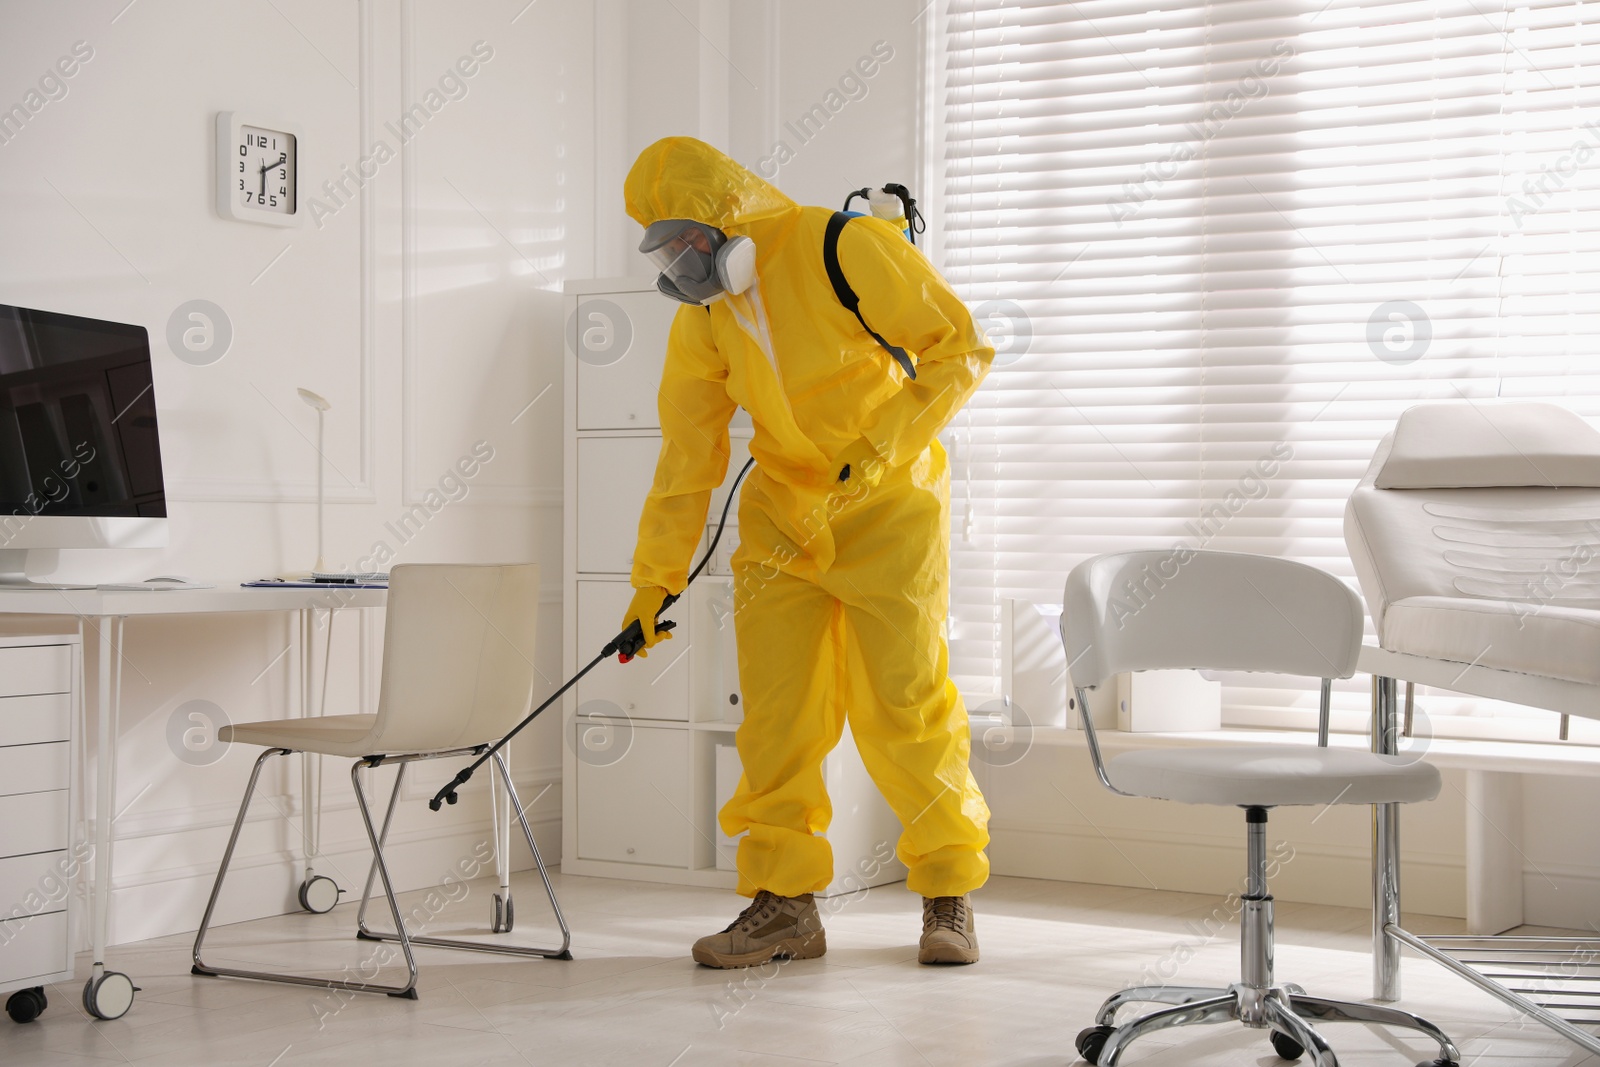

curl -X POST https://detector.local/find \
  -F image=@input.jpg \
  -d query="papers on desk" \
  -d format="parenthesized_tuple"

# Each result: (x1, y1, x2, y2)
(312, 570, 387, 583)
(242, 578, 389, 589)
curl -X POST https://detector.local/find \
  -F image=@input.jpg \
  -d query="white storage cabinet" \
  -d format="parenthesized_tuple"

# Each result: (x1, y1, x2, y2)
(0, 635, 79, 1025)
(561, 279, 906, 895)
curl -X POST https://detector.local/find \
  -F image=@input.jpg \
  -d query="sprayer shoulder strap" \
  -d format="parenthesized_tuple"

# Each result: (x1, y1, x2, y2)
(823, 211, 917, 380)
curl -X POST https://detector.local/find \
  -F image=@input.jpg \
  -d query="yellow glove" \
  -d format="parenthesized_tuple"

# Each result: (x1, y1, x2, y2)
(831, 436, 886, 489)
(620, 585, 673, 659)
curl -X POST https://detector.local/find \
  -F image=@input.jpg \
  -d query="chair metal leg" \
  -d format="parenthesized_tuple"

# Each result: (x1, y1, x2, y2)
(493, 750, 572, 957)
(347, 756, 422, 996)
(354, 761, 406, 937)
(192, 748, 420, 998)
(1098, 993, 1238, 1065)
(1096, 985, 1233, 1027)
(354, 750, 571, 960)
(1264, 993, 1338, 1067)
(1288, 993, 1461, 1063)
(193, 747, 285, 975)
(195, 743, 571, 1002)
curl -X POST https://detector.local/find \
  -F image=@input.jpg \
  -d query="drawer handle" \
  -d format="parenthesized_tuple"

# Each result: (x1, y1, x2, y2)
(626, 847, 636, 855)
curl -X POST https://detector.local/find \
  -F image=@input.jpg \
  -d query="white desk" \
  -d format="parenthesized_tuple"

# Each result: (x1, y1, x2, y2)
(0, 585, 386, 1019)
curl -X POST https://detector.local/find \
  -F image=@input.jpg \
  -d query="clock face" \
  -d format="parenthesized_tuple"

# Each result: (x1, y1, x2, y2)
(235, 125, 295, 214)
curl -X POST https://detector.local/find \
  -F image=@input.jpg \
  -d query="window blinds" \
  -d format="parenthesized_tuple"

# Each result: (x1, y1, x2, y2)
(938, 0, 1600, 732)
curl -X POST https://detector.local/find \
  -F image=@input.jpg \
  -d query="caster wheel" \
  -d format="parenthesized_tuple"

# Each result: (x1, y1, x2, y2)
(6, 987, 46, 1024)
(1416, 1061, 1459, 1067)
(1270, 1029, 1305, 1061)
(1075, 1024, 1113, 1065)
(82, 972, 136, 1021)
(491, 893, 515, 933)
(298, 875, 341, 914)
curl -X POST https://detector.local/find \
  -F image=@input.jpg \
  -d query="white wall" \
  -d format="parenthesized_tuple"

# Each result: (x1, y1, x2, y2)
(0, 0, 589, 945)
(597, 0, 928, 272)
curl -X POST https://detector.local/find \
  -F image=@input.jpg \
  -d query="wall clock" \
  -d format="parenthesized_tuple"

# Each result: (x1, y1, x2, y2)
(215, 112, 300, 226)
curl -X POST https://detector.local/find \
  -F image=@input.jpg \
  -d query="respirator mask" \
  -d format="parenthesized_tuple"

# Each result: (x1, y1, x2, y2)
(639, 219, 756, 306)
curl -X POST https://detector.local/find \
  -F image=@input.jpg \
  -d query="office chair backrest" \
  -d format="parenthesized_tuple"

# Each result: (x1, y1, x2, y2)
(1062, 549, 1363, 690)
(1344, 402, 1600, 638)
(368, 563, 540, 754)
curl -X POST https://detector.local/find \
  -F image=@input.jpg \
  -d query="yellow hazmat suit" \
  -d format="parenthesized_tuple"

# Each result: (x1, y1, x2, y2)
(623, 137, 993, 899)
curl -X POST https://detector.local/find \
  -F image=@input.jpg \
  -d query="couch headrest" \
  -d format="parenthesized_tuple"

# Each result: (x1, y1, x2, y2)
(1375, 402, 1600, 489)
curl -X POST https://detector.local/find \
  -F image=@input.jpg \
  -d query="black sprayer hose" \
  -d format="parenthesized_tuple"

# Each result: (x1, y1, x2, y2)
(430, 456, 756, 812)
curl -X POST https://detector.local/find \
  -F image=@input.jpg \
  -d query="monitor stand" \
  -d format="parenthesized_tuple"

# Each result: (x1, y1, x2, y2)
(0, 549, 96, 589)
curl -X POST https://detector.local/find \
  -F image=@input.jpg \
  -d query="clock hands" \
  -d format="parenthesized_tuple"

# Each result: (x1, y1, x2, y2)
(257, 155, 286, 200)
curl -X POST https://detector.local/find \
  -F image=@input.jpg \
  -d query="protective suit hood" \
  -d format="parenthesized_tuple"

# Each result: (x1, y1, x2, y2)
(625, 137, 797, 233)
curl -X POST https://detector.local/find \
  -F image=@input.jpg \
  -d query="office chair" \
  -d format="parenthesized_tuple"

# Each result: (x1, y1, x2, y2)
(192, 563, 569, 1000)
(1061, 550, 1457, 1067)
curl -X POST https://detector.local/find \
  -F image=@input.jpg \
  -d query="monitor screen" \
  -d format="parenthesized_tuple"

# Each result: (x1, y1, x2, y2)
(0, 304, 166, 518)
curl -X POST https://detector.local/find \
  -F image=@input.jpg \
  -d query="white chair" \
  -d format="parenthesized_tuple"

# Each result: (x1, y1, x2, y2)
(1061, 550, 1457, 1067)
(192, 563, 570, 1000)
(1346, 400, 1600, 1056)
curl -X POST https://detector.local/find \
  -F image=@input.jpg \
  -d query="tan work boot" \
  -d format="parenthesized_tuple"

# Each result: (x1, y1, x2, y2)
(919, 894, 979, 964)
(692, 890, 826, 969)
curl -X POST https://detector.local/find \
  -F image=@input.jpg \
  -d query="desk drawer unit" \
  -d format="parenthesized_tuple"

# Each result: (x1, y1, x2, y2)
(0, 638, 77, 1000)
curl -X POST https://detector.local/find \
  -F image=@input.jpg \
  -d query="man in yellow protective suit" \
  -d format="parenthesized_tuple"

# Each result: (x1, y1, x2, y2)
(619, 136, 993, 968)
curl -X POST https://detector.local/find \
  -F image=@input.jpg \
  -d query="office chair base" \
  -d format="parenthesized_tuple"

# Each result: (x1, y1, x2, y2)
(192, 746, 573, 1001)
(1080, 983, 1459, 1066)
(1077, 812, 1458, 1066)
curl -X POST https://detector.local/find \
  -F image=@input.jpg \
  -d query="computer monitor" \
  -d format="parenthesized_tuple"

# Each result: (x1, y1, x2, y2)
(0, 303, 167, 587)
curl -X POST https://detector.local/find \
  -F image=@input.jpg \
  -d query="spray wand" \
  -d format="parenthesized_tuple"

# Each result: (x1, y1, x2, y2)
(430, 457, 755, 812)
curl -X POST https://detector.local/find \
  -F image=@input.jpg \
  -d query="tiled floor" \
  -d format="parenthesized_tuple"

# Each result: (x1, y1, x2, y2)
(3, 870, 1596, 1066)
